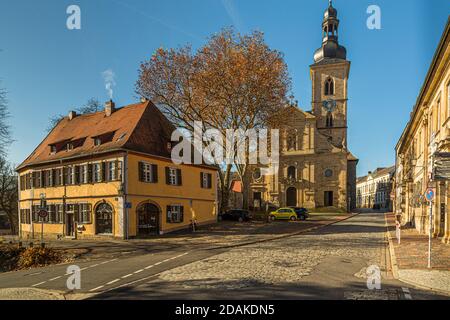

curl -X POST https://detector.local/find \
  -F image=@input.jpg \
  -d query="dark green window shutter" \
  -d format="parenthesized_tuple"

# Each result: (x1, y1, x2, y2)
(151, 164, 158, 183)
(165, 167, 170, 185)
(177, 169, 182, 186)
(87, 164, 93, 183)
(75, 166, 80, 184)
(166, 205, 171, 223)
(200, 172, 204, 188)
(101, 162, 106, 182)
(180, 206, 184, 222)
(138, 162, 144, 182)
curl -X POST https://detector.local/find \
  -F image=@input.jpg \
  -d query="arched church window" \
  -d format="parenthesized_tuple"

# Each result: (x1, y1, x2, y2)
(326, 112, 333, 128)
(287, 166, 296, 180)
(325, 77, 334, 96)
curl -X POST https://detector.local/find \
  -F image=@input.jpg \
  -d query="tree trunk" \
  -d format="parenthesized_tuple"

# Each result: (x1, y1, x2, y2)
(218, 164, 232, 214)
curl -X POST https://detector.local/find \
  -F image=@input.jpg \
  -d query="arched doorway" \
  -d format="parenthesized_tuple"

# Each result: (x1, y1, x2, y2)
(286, 187, 297, 207)
(137, 203, 160, 236)
(95, 202, 113, 235)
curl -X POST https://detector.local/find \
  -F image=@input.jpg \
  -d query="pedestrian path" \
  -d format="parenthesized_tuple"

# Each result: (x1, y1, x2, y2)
(385, 212, 450, 296)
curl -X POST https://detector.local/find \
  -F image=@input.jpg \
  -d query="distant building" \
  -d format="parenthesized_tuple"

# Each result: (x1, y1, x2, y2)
(356, 167, 395, 210)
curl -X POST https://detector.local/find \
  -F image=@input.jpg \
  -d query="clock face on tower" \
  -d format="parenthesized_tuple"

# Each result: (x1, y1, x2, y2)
(322, 99, 337, 112)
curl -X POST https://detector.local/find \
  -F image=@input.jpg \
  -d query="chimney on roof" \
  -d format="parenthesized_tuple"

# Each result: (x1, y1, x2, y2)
(368, 171, 372, 175)
(140, 97, 148, 103)
(68, 110, 77, 120)
(105, 99, 115, 117)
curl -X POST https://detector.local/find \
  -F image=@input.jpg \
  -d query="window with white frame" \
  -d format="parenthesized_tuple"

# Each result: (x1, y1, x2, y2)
(107, 161, 116, 181)
(80, 164, 88, 184)
(167, 205, 183, 223)
(93, 163, 101, 182)
(169, 168, 177, 185)
(78, 203, 92, 224)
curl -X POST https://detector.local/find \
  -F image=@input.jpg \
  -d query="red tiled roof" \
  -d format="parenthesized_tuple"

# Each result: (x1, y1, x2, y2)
(17, 100, 175, 170)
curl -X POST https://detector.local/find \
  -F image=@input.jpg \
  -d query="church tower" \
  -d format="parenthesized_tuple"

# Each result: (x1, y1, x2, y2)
(310, 0, 350, 149)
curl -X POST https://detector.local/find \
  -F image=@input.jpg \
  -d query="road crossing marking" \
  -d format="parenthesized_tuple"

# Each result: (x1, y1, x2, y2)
(89, 285, 104, 292)
(106, 279, 120, 285)
(88, 251, 191, 292)
(31, 281, 46, 287)
(402, 287, 412, 300)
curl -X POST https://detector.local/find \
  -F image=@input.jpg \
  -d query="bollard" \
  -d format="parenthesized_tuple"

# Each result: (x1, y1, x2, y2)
(29, 242, 33, 248)
(40, 242, 45, 249)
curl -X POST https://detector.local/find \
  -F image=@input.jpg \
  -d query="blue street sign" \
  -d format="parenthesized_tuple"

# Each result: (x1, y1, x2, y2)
(125, 202, 132, 209)
(425, 188, 435, 202)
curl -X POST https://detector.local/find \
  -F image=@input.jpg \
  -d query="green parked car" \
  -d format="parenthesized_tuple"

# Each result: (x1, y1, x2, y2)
(268, 208, 298, 221)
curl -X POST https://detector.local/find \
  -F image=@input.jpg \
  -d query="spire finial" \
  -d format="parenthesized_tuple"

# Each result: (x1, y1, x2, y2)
(329, 0, 333, 6)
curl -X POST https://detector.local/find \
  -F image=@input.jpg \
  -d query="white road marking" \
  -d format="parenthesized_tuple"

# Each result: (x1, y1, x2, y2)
(91, 251, 192, 293)
(402, 287, 412, 300)
(89, 285, 104, 292)
(31, 281, 46, 287)
(49, 276, 62, 281)
(106, 279, 120, 285)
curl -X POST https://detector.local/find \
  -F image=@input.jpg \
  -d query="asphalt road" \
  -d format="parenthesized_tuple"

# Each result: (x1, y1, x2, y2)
(0, 212, 448, 300)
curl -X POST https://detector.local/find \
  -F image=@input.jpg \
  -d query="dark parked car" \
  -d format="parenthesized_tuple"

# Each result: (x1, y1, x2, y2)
(219, 209, 251, 222)
(289, 207, 309, 220)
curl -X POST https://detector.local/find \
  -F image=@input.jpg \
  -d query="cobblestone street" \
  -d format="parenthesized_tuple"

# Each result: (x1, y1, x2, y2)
(96, 212, 449, 300)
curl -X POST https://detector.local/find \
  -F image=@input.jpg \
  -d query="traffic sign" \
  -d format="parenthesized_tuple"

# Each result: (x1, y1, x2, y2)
(425, 188, 435, 202)
(37, 209, 48, 218)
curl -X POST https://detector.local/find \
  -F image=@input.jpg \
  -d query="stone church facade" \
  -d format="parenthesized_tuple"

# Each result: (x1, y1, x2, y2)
(250, 2, 358, 212)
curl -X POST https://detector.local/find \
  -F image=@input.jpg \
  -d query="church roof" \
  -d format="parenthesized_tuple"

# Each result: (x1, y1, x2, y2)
(313, 1, 347, 63)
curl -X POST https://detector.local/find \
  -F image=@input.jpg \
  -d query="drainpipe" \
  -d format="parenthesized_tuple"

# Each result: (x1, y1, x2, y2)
(124, 152, 129, 240)
(17, 174, 21, 239)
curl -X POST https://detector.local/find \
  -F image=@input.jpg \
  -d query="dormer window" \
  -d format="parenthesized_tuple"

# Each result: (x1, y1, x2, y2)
(50, 145, 57, 154)
(94, 138, 102, 146)
(66, 143, 74, 151)
(92, 131, 115, 147)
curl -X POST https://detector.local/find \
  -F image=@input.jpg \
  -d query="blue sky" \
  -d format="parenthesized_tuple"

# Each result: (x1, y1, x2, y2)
(0, 0, 449, 176)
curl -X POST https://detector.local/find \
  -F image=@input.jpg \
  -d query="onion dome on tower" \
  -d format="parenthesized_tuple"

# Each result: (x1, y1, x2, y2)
(313, 1, 347, 63)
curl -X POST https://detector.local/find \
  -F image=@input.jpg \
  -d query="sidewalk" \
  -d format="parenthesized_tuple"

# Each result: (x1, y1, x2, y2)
(385, 212, 450, 296)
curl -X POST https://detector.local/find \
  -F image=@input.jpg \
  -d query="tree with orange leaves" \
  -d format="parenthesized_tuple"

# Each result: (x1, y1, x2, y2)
(136, 28, 291, 211)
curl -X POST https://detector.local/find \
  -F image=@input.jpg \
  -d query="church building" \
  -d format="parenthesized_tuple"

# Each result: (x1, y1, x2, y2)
(250, 1, 358, 212)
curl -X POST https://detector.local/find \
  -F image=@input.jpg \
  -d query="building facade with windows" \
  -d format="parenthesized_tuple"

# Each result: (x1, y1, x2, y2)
(356, 167, 394, 210)
(394, 17, 450, 244)
(249, 2, 358, 212)
(17, 100, 217, 239)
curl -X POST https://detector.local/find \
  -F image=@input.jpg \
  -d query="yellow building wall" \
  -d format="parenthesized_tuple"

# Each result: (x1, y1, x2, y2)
(18, 152, 218, 239)
(126, 153, 217, 236)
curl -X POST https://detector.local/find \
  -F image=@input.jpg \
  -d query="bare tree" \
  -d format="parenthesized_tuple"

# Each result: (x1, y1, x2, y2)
(47, 98, 102, 132)
(0, 85, 12, 156)
(136, 28, 291, 211)
(0, 157, 18, 234)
